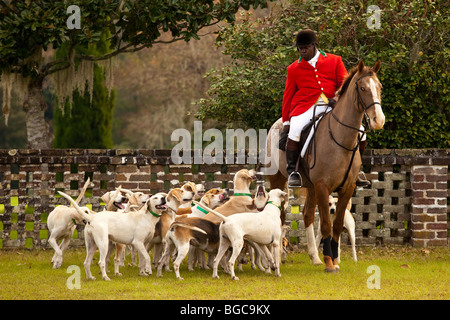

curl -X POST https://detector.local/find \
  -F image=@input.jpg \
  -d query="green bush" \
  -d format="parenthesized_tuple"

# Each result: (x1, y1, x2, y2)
(196, 0, 449, 148)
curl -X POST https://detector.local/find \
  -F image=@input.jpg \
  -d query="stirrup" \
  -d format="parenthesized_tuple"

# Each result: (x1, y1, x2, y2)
(356, 171, 371, 188)
(288, 171, 303, 188)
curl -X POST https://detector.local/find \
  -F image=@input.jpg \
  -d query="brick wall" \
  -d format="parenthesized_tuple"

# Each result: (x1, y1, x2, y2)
(411, 165, 448, 246)
(0, 149, 448, 249)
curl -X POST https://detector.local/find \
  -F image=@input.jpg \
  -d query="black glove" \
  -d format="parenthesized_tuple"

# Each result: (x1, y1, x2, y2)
(328, 98, 337, 108)
(278, 125, 290, 151)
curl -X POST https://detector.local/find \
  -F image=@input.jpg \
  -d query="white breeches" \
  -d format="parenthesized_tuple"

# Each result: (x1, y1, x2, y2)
(288, 104, 331, 142)
(288, 104, 367, 143)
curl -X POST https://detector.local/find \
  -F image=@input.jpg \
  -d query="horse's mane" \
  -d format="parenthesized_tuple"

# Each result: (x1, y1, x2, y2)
(337, 65, 372, 97)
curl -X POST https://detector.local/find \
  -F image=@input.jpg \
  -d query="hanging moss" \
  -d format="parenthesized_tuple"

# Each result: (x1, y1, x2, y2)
(52, 32, 116, 148)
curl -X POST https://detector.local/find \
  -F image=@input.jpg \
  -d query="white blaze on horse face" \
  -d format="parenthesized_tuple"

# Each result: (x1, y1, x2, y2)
(368, 78, 385, 130)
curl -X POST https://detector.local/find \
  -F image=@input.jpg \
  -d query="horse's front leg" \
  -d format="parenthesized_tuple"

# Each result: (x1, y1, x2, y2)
(333, 185, 355, 268)
(303, 188, 322, 265)
(315, 181, 336, 273)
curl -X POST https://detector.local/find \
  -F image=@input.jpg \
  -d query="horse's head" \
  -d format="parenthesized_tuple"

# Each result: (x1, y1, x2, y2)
(354, 60, 385, 130)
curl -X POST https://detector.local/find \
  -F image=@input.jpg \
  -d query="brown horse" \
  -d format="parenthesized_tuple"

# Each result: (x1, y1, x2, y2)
(265, 60, 385, 272)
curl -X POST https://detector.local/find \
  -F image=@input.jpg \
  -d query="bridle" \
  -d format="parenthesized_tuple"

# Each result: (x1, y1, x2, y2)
(355, 73, 382, 128)
(328, 72, 381, 152)
(325, 71, 381, 191)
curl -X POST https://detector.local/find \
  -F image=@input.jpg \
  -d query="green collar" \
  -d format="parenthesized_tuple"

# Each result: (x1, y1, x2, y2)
(298, 49, 326, 63)
(267, 201, 282, 211)
(72, 218, 77, 225)
(196, 205, 210, 215)
(233, 193, 252, 197)
(150, 210, 162, 218)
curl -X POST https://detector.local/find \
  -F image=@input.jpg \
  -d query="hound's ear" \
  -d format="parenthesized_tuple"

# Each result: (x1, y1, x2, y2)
(127, 194, 137, 205)
(282, 191, 288, 203)
(202, 195, 210, 207)
(188, 182, 198, 194)
(101, 193, 110, 205)
(142, 199, 151, 212)
(357, 59, 365, 74)
(172, 189, 183, 202)
(372, 59, 381, 73)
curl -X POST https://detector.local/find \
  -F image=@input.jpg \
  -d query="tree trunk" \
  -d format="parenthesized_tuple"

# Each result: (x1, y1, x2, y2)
(23, 78, 52, 149)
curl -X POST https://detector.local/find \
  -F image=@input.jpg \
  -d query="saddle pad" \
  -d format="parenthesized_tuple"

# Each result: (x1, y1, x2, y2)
(300, 109, 330, 158)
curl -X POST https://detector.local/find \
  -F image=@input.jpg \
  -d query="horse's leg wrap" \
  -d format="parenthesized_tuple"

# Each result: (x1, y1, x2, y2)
(331, 238, 339, 260)
(323, 235, 337, 272)
(322, 235, 333, 257)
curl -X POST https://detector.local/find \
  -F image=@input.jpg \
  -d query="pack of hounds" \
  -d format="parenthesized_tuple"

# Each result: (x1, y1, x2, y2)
(49, 169, 357, 281)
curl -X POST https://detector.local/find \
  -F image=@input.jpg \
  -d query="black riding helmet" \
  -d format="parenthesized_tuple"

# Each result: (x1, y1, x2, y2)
(295, 29, 318, 48)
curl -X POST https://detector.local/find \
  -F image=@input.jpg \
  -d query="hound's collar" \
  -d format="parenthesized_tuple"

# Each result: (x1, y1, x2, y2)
(196, 205, 209, 215)
(150, 210, 162, 217)
(233, 193, 252, 197)
(267, 201, 282, 211)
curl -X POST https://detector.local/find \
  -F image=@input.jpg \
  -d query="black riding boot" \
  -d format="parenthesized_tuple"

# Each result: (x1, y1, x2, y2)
(356, 140, 371, 188)
(286, 138, 302, 187)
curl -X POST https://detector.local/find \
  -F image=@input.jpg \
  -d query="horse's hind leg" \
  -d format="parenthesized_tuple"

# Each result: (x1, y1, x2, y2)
(267, 170, 287, 190)
(303, 188, 322, 265)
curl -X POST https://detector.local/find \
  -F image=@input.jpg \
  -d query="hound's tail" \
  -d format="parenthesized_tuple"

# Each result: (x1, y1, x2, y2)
(171, 223, 207, 235)
(58, 191, 93, 223)
(72, 177, 91, 207)
(191, 201, 229, 222)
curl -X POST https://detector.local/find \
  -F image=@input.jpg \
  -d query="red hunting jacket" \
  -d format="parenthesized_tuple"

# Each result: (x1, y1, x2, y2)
(282, 51, 348, 123)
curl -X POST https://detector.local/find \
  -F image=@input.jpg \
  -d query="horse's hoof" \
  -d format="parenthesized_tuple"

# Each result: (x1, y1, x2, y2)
(324, 268, 337, 273)
(324, 255, 337, 273)
(312, 259, 323, 266)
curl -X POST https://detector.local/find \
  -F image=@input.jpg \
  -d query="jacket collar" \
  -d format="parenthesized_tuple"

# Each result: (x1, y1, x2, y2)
(298, 49, 326, 63)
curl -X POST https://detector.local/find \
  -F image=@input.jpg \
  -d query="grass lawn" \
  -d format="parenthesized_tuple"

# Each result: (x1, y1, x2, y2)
(0, 245, 448, 300)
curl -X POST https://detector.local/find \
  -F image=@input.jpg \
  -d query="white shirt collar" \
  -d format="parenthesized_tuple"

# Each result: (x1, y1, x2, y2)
(307, 49, 321, 68)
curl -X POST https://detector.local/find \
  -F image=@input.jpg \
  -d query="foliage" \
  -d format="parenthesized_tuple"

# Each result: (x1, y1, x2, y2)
(196, 0, 450, 148)
(0, 0, 271, 77)
(0, 0, 272, 148)
(52, 32, 115, 148)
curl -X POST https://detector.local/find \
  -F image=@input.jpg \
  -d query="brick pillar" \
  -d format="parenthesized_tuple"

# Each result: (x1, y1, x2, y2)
(411, 165, 448, 247)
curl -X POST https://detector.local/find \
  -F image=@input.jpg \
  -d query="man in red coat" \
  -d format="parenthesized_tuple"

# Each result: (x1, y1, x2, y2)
(281, 29, 369, 187)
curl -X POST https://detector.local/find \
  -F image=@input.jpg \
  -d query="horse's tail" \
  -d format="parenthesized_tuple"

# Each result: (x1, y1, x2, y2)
(191, 201, 229, 222)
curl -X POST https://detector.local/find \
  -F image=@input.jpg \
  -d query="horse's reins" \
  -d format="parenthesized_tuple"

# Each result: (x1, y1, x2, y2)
(326, 72, 381, 190)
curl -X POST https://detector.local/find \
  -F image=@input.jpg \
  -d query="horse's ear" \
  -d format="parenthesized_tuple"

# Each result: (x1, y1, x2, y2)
(357, 60, 365, 74)
(372, 59, 381, 73)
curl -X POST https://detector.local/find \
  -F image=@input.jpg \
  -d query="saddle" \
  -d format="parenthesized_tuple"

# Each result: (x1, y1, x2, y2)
(278, 110, 329, 188)
(298, 111, 328, 187)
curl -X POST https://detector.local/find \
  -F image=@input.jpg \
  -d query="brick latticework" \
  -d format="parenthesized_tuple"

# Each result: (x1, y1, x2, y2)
(0, 149, 448, 249)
